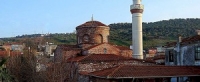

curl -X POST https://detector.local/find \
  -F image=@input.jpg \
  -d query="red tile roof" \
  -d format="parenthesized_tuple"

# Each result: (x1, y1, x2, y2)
(166, 35, 200, 47)
(84, 43, 104, 50)
(0, 51, 7, 57)
(153, 55, 165, 60)
(115, 46, 131, 50)
(76, 21, 108, 28)
(84, 43, 131, 50)
(67, 54, 132, 62)
(89, 65, 200, 78)
(181, 35, 200, 44)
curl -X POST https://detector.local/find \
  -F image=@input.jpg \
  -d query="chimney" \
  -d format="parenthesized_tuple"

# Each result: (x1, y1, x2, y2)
(178, 35, 182, 43)
(196, 30, 200, 35)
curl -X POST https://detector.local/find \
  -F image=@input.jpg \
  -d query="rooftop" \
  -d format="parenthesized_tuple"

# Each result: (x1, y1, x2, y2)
(166, 35, 200, 47)
(67, 54, 132, 62)
(76, 20, 108, 29)
(89, 65, 200, 79)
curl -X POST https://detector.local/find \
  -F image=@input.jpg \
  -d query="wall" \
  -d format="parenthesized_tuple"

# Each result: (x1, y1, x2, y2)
(64, 60, 155, 82)
(85, 44, 120, 55)
(165, 43, 200, 66)
(76, 26, 109, 44)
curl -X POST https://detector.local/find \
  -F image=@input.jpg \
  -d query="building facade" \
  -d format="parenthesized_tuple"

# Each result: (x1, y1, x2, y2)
(165, 35, 200, 66)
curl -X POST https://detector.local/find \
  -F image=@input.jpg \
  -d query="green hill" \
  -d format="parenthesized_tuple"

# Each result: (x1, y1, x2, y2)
(1, 18, 200, 49)
(109, 18, 200, 48)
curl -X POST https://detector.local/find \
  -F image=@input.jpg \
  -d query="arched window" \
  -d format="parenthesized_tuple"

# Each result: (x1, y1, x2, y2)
(96, 34, 103, 43)
(104, 48, 107, 54)
(83, 34, 90, 42)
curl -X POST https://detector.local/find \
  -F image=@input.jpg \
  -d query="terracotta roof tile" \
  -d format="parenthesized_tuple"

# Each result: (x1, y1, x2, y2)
(115, 46, 131, 50)
(181, 35, 200, 43)
(67, 54, 132, 62)
(89, 65, 200, 78)
(0, 51, 7, 57)
(166, 35, 200, 47)
(84, 43, 104, 50)
(76, 21, 107, 28)
(84, 43, 130, 50)
(153, 55, 165, 60)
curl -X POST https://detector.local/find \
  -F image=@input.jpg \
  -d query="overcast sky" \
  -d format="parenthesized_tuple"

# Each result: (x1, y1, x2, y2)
(0, 0, 200, 38)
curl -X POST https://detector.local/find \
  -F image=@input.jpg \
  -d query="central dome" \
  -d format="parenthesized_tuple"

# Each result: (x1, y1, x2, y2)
(76, 20, 110, 45)
(76, 21, 107, 29)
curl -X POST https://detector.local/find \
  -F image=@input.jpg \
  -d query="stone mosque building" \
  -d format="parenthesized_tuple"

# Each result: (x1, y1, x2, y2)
(53, 20, 200, 82)
(54, 20, 133, 62)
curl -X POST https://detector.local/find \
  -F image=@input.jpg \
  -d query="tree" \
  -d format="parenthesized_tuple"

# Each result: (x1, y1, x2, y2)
(0, 58, 13, 82)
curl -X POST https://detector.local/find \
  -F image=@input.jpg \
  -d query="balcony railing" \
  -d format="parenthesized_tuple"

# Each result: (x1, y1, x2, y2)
(131, 4, 144, 10)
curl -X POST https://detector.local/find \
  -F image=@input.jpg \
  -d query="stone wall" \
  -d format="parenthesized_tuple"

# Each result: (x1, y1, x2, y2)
(78, 60, 154, 73)
(120, 50, 132, 58)
(85, 44, 120, 55)
(54, 46, 81, 62)
(165, 43, 200, 66)
(63, 50, 81, 61)
(76, 26, 109, 44)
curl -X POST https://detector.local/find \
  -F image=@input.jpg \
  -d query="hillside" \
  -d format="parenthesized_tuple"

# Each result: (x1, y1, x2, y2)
(109, 18, 200, 48)
(1, 18, 200, 49)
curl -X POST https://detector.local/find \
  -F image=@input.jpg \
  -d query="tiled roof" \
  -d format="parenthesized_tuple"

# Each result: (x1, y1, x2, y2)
(181, 35, 200, 44)
(89, 65, 200, 78)
(166, 35, 200, 47)
(0, 51, 7, 57)
(115, 46, 131, 50)
(76, 21, 107, 28)
(153, 55, 165, 60)
(84, 43, 104, 50)
(67, 54, 132, 62)
(84, 43, 130, 50)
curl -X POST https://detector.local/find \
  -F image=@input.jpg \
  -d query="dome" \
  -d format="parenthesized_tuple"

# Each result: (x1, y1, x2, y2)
(76, 21, 107, 29)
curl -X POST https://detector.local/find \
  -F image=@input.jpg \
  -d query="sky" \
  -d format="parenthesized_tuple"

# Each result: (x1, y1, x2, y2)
(0, 0, 200, 38)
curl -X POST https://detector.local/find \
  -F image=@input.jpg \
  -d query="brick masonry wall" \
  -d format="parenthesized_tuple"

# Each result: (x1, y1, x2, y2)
(84, 43, 133, 58)
(64, 60, 155, 82)
(63, 50, 81, 61)
(76, 26, 109, 44)
(120, 50, 133, 58)
(86, 44, 120, 55)
(78, 60, 155, 73)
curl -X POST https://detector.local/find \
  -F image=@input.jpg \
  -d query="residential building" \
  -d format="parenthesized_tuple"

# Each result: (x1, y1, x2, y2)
(165, 34, 200, 66)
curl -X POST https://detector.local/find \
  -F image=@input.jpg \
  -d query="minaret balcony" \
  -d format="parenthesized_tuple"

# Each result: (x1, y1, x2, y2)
(130, 4, 144, 10)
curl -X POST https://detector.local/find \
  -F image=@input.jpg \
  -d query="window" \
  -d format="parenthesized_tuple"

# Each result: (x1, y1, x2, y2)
(96, 34, 103, 43)
(83, 34, 89, 42)
(104, 48, 107, 54)
(195, 46, 200, 60)
(169, 50, 174, 62)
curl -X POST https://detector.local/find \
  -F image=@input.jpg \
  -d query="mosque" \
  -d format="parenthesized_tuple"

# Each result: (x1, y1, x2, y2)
(52, 0, 200, 82)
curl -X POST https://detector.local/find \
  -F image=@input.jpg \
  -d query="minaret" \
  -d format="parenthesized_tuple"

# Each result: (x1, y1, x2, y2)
(130, 0, 144, 59)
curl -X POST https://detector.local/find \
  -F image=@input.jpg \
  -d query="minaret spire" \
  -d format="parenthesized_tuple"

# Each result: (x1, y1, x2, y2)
(91, 14, 94, 27)
(130, 0, 144, 59)
(91, 14, 94, 21)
